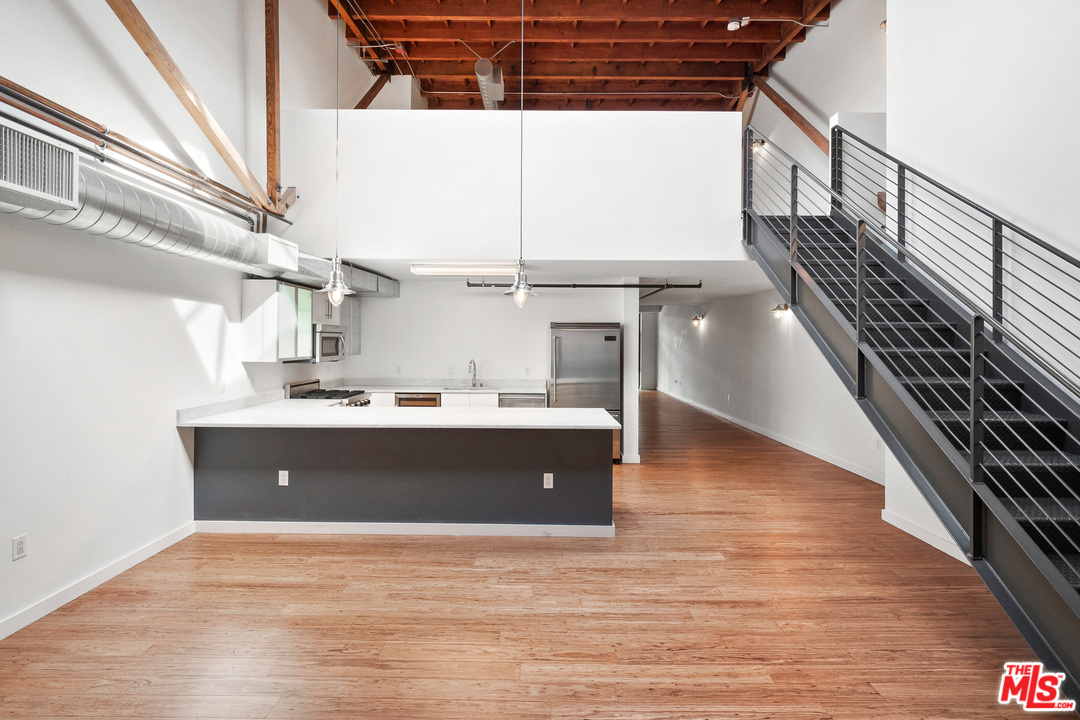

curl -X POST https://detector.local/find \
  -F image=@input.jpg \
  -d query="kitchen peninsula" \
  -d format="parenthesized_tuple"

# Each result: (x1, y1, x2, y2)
(178, 395, 618, 536)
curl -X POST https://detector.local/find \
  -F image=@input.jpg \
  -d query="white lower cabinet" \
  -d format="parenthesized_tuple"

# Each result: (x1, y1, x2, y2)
(441, 394, 471, 408)
(368, 393, 395, 408)
(469, 393, 499, 408)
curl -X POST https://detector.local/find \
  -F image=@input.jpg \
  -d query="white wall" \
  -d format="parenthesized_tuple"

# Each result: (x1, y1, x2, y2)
(345, 280, 621, 380)
(658, 292, 886, 483)
(342, 279, 639, 460)
(283, 110, 746, 261)
(639, 312, 659, 390)
(887, 0, 1080, 259)
(747, 0, 887, 178)
(0, 0, 355, 638)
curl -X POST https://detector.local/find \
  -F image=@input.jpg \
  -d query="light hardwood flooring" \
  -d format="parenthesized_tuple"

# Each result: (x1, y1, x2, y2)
(0, 391, 1057, 718)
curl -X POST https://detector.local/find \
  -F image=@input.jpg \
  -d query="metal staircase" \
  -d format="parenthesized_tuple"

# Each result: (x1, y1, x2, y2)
(744, 126, 1080, 702)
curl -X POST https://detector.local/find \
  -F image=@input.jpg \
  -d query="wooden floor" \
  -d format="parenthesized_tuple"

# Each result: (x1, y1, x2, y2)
(0, 392, 1055, 718)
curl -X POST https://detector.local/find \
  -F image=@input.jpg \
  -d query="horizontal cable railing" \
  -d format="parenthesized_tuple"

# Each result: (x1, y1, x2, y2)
(834, 128, 1080, 399)
(744, 125, 1080, 598)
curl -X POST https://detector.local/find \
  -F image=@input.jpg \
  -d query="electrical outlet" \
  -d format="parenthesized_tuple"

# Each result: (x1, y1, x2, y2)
(727, 394, 731, 402)
(543, 473, 554, 489)
(875, 438, 883, 450)
(395, 365, 402, 375)
(219, 382, 227, 394)
(12, 534, 26, 561)
(449, 367, 454, 375)
(525, 366, 531, 376)
(278, 470, 289, 486)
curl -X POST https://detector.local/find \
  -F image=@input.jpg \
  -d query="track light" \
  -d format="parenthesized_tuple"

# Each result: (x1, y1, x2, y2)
(772, 303, 791, 318)
(727, 17, 750, 31)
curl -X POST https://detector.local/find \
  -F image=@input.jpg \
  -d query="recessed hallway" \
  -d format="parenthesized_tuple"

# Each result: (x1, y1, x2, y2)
(0, 392, 1042, 718)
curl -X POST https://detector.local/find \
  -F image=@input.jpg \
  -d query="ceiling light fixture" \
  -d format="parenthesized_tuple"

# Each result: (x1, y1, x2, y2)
(772, 303, 791, 318)
(411, 264, 518, 277)
(728, 16, 828, 31)
(503, 0, 535, 309)
(691, 315, 705, 327)
(317, 13, 355, 308)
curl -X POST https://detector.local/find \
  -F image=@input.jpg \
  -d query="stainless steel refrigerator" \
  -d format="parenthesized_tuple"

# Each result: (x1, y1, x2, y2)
(548, 323, 623, 461)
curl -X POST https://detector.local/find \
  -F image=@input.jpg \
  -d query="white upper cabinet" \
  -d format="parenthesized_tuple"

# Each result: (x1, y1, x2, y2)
(242, 280, 314, 363)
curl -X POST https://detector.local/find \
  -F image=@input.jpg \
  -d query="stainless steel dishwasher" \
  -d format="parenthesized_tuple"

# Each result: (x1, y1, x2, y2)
(395, 393, 441, 407)
(498, 393, 547, 408)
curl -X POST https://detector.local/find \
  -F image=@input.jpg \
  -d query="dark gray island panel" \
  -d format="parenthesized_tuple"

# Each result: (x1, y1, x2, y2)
(194, 427, 612, 526)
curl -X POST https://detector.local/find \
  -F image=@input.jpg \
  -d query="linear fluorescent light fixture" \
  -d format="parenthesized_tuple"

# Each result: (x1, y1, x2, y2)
(411, 264, 519, 277)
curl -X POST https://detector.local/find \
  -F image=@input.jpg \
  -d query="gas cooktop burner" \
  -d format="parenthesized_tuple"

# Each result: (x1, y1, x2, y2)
(292, 389, 364, 400)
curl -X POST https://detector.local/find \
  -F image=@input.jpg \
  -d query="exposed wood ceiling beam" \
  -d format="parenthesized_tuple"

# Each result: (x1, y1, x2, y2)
(265, 0, 281, 211)
(402, 42, 781, 63)
(753, 78, 827, 154)
(328, 0, 390, 74)
(105, 0, 276, 212)
(408, 60, 748, 81)
(754, 0, 830, 72)
(428, 95, 729, 110)
(421, 77, 739, 94)
(355, 74, 391, 109)
(371, 20, 788, 44)
(352, 0, 805, 22)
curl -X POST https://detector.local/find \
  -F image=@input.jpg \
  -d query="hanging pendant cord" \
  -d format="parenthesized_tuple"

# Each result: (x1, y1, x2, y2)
(335, 13, 341, 261)
(518, 0, 524, 263)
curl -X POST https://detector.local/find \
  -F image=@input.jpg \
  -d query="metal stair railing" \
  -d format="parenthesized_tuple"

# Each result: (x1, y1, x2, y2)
(743, 125, 1080, 628)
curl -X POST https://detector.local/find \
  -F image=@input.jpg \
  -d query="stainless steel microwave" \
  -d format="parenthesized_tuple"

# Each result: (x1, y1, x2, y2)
(313, 324, 346, 362)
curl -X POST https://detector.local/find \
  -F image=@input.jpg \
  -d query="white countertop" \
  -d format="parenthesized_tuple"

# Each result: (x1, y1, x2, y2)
(178, 400, 619, 430)
(357, 385, 544, 395)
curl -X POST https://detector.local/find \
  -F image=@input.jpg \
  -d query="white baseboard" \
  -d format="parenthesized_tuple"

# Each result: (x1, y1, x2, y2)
(194, 520, 616, 537)
(881, 509, 969, 565)
(662, 389, 884, 485)
(0, 523, 195, 642)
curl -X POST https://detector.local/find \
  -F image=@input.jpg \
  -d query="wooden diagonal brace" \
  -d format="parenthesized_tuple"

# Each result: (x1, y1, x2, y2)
(106, 0, 277, 212)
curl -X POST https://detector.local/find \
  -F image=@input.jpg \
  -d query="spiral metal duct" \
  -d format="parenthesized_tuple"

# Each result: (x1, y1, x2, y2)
(0, 161, 262, 272)
(0, 159, 399, 295)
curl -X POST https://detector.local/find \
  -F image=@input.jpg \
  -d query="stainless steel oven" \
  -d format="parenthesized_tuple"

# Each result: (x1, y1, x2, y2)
(313, 324, 346, 363)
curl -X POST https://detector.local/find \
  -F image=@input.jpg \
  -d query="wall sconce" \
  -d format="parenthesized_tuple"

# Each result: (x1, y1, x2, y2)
(691, 315, 705, 327)
(772, 303, 791, 318)
(750, 138, 767, 152)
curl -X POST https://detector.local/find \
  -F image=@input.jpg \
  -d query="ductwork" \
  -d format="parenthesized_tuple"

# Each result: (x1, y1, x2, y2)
(0, 158, 398, 297)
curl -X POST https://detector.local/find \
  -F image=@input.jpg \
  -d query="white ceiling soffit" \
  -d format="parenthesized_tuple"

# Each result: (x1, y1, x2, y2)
(352, 259, 772, 305)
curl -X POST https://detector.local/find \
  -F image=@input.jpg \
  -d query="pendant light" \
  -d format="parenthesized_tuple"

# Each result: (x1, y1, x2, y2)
(503, 0, 536, 309)
(317, 12, 355, 308)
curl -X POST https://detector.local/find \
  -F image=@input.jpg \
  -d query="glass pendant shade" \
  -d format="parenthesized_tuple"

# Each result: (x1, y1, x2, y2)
(318, 256, 355, 307)
(504, 262, 536, 308)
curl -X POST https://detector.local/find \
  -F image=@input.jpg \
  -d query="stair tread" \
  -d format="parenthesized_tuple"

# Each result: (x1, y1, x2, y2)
(899, 377, 1016, 387)
(1048, 555, 1080, 586)
(985, 449, 1080, 468)
(930, 410, 1064, 424)
(1004, 497, 1080, 524)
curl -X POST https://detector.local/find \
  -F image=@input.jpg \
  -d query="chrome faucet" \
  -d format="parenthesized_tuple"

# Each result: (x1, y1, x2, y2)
(468, 359, 477, 388)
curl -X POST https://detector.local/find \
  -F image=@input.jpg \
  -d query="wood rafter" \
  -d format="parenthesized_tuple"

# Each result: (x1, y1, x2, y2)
(265, 0, 281, 210)
(106, 0, 276, 211)
(330, 0, 829, 111)
(753, 77, 828, 153)
(356, 73, 391, 109)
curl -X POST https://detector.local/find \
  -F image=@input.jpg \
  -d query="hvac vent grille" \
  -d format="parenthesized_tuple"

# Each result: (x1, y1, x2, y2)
(0, 119, 79, 211)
